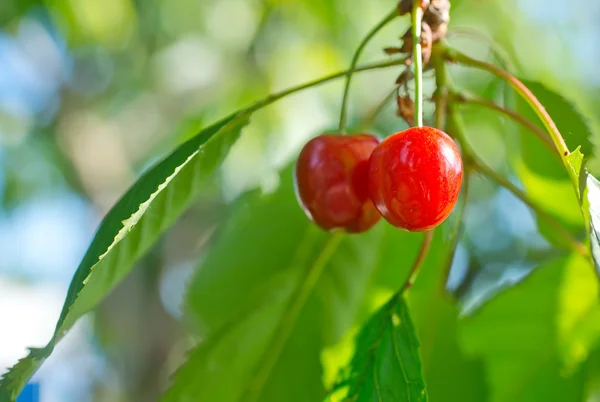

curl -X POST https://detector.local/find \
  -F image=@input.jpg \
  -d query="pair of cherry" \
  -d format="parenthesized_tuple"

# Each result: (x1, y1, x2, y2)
(294, 127, 464, 233)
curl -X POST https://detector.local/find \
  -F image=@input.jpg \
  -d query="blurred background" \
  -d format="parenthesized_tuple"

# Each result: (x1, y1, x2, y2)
(1, 0, 600, 401)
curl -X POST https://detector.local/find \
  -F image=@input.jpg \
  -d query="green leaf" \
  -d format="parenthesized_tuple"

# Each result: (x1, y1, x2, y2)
(329, 294, 427, 402)
(166, 164, 422, 402)
(0, 348, 49, 402)
(320, 226, 427, 393)
(0, 114, 248, 401)
(565, 147, 585, 200)
(458, 253, 600, 402)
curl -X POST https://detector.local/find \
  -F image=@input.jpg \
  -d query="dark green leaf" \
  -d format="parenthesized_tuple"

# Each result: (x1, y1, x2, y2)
(0, 114, 248, 401)
(330, 294, 427, 402)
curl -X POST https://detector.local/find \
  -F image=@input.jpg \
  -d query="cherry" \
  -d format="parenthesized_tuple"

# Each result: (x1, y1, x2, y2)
(295, 134, 382, 233)
(368, 126, 463, 232)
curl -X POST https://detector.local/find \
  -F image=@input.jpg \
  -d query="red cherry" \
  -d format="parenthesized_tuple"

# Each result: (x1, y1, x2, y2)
(368, 126, 463, 232)
(295, 134, 382, 233)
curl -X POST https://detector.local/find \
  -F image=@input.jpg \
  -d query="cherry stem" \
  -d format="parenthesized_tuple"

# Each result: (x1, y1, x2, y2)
(412, 1, 424, 127)
(452, 91, 559, 158)
(445, 48, 579, 190)
(404, 230, 434, 291)
(338, 9, 399, 133)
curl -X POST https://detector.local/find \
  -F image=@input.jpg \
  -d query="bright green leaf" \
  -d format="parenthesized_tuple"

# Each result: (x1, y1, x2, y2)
(0, 114, 248, 401)
(328, 294, 427, 402)
(565, 147, 584, 200)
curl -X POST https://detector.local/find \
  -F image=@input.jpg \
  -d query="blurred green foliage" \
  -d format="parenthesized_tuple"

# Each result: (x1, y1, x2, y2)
(1, 0, 600, 401)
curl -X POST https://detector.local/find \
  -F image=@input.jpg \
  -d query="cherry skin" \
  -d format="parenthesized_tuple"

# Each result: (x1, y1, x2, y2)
(368, 126, 463, 232)
(295, 134, 382, 233)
